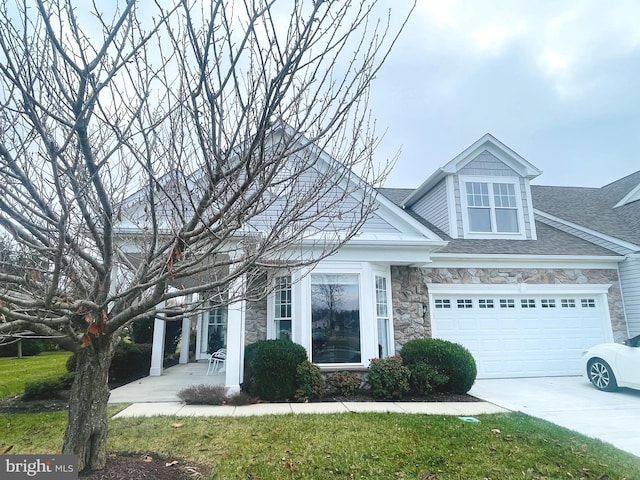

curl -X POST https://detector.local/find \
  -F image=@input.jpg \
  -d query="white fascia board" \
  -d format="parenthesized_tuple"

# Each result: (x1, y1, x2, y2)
(429, 253, 623, 269)
(535, 209, 640, 252)
(427, 282, 612, 295)
(328, 243, 436, 264)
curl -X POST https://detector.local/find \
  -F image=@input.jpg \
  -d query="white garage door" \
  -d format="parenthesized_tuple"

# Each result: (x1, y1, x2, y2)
(431, 294, 610, 378)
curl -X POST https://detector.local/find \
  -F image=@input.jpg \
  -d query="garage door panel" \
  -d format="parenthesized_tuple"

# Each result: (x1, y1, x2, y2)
(431, 294, 609, 378)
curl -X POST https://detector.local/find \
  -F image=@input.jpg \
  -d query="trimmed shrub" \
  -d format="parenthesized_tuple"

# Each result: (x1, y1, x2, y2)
(400, 338, 477, 394)
(178, 384, 228, 405)
(243, 339, 307, 401)
(326, 371, 361, 396)
(227, 392, 256, 406)
(408, 362, 448, 395)
(294, 360, 326, 402)
(366, 356, 410, 400)
(23, 373, 74, 401)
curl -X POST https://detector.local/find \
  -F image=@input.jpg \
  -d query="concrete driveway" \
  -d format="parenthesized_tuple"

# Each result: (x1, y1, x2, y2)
(469, 376, 640, 458)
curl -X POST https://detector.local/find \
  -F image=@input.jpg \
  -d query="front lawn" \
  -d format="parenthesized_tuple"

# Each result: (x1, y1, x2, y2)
(1, 411, 639, 479)
(0, 350, 72, 398)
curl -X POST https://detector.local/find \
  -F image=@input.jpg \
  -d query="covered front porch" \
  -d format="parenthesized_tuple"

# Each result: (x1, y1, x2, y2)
(108, 362, 225, 403)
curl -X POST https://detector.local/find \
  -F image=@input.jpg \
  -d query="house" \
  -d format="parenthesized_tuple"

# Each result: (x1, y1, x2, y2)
(132, 133, 638, 392)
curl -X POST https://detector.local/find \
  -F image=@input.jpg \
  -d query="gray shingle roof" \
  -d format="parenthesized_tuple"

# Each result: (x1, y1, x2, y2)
(434, 221, 620, 256)
(532, 170, 640, 247)
(377, 188, 412, 207)
(378, 179, 631, 258)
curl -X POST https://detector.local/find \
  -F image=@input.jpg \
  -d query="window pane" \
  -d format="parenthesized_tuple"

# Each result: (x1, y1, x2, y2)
(277, 319, 292, 340)
(466, 182, 489, 206)
(207, 306, 227, 353)
(375, 275, 390, 358)
(377, 318, 389, 358)
(311, 274, 361, 364)
(274, 276, 292, 340)
(469, 208, 491, 232)
(493, 183, 517, 207)
(495, 208, 518, 232)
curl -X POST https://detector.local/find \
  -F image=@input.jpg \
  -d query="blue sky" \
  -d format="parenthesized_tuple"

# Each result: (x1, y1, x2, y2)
(371, 1, 640, 189)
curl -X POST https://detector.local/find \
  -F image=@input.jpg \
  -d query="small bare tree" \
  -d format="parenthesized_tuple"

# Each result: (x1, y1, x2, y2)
(0, 0, 413, 472)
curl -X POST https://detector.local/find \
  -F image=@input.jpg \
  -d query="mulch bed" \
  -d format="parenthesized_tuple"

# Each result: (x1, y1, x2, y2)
(79, 453, 208, 480)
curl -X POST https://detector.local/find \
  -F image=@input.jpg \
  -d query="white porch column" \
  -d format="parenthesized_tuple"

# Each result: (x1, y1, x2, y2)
(149, 301, 166, 376)
(225, 277, 246, 394)
(179, 316, 191, 364)
(178, 294, 192, 365)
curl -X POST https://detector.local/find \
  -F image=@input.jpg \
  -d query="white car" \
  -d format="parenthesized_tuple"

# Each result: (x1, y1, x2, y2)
(582, 335, 640, 391)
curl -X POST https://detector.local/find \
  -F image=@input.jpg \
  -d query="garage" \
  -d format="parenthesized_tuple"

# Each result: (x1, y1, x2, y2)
(429, 284, 614, 379)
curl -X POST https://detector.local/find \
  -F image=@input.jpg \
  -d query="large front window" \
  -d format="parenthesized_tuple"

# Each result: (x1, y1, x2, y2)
(311, 274, 361, 364)
(465, 181, 519, 233)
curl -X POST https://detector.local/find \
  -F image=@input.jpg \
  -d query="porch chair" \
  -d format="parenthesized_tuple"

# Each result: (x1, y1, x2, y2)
(207, 348, 226, 375)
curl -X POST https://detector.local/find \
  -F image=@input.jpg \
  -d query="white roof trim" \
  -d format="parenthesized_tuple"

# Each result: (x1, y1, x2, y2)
(403, 133, 542, 208)
(427, 283, 612, 295)
(535, 209, 640, 252)
(613, 182, 640, 208)
(429, 253, 622, 269)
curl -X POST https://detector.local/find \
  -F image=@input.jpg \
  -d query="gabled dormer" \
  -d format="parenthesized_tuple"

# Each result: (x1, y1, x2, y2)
(402, 134, 542, 240)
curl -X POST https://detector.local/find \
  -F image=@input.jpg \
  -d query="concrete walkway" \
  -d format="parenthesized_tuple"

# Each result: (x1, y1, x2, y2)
(112, 400, 508, 418)
(108, 362, 225, 403)
(109, 363, 508, 419)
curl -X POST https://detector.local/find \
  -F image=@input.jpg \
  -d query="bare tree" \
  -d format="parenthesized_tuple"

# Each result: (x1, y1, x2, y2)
(0, 0, 413, 472)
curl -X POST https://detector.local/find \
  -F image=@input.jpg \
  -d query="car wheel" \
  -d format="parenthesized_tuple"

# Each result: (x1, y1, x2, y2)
(587, 358, 618, 392)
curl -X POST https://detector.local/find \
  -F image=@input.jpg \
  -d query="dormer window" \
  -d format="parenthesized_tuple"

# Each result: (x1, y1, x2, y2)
(460, 176, 526, 239)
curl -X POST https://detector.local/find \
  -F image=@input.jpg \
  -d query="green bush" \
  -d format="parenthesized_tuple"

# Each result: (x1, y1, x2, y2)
(0, 338, 47, 357)
(400, 338, 477, 394)
(109, 342, 152, 383)
(294, 360, 326, 402)
(23, 373, 74, 401)
(366, 356, 410, 400)
(408, 362, 448, 395)
(66, 342, 152, 385)
(243, 339, 307, 401)
(326, 371, 361, 396)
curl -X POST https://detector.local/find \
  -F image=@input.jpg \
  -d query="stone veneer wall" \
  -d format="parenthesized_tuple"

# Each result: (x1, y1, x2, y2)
(391, 266, 627, 349)
(245, 298, 268, 345)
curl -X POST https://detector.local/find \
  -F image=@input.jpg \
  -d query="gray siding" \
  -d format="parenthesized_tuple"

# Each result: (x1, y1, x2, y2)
(459, 151, 519, 176)
(519, 177, 533, 239)
(620, 254, 640, 336)
(454, 177, 463, 237)
(411, 180, 449, 234)
(250, 165, 401, 234)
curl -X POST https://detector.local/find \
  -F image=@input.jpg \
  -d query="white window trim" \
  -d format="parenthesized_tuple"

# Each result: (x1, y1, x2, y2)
(458, 175, 527, 240)
(267, 273, 294, 341)
(294, 261, 392, 369)
(373, 265, 395, 359)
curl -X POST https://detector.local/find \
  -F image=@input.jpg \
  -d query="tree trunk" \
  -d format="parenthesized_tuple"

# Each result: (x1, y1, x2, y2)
(62, 335, 117, 472)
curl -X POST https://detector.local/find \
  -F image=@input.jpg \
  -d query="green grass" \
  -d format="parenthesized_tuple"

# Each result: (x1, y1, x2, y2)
(0, 351, 72, 398)
(1, 411, 639, 479)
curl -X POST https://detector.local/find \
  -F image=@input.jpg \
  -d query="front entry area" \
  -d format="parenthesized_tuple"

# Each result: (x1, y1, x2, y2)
(430, 284, 613, 378)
